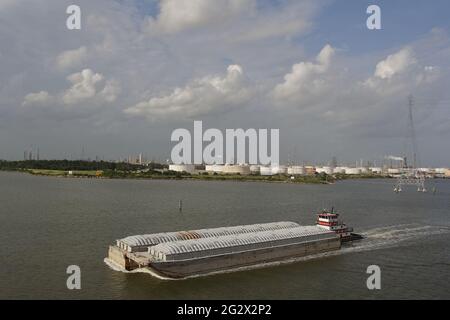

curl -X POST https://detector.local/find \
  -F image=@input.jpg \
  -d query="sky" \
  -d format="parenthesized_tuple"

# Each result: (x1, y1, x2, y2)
(0, 0, 449, 166)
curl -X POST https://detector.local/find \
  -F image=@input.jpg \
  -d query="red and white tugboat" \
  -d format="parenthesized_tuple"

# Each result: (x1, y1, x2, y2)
(316, 208, 363, 242)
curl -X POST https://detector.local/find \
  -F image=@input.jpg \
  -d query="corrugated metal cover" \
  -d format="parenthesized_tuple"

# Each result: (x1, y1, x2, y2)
(150, 226, 336, 257)
(118, 221, 300, 248)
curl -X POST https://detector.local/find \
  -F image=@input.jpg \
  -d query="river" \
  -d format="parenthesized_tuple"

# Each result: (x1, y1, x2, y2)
(0, 171, 449, 299)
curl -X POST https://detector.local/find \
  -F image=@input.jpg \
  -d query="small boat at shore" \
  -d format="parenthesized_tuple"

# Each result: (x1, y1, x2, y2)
(106, 210, 363, 279)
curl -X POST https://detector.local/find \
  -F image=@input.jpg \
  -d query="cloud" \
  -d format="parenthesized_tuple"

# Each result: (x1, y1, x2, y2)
(99, 79, 121, 103)
(273, 44, 335, 106)
(269, 40, 446, 140)
(22, 91, 53, 106)
(145, 0, 255, 34)
(1, 1, 449, 164)
(125, 65, 253, 120)
(56, 46, 88, 70)
(23, 69, 120, 108)
(374, 47, 416, 80)
(63, 69, 105, 105)
(363, 47, 440, 96)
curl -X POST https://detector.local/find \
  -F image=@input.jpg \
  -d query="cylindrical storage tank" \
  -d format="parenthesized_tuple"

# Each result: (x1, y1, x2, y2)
(169, 164, 196, 173)
(304, 166, 316, 175)
(260, 166, 273, 176)
(212, 165, 224, 173)
(333, 167, 345, 174)
(370, 167, 382, 174)
(359, 167, 369, 174)
(250, 165, 260, 174)
(445, 169, 450, 177)
(222, 165, 250, 175)
(316, 166, 333, 174)
(387, 168, 400, 174)
(271, 165, 287, 175)
(345, 168, 361, 175)
(287, 166, 305, 175)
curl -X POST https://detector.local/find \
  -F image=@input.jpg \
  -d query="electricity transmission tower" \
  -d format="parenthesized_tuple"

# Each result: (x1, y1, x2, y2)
(394, 95, 426, 193)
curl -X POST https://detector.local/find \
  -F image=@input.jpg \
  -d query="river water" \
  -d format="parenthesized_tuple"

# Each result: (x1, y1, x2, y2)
(0, 171, 449, 299)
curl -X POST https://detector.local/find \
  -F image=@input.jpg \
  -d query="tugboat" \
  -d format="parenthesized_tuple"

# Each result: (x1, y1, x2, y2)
(316, 208, 364, 242)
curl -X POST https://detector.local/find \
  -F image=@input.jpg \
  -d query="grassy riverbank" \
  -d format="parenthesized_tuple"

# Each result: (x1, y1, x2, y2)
(22, 168, 333, 184)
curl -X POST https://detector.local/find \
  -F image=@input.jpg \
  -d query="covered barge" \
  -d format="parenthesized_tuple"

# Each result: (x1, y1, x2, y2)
(107, 211, 362, 278)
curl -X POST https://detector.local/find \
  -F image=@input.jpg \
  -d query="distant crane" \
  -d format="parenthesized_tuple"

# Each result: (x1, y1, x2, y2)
(394, 95, 426, 193)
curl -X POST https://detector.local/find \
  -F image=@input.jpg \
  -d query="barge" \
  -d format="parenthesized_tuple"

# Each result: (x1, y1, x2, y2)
(106, 210, 363, 279)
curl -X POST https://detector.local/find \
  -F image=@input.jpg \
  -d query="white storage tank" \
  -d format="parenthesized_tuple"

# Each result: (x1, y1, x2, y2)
(358, 167, 370, 174)
(271, 165, 287, 175)
(304, 166, 316, 175)
(249, 165, 260, 174)
(345, 168, 361, 175)
(260, 166, 273, 176)
(435, 168, 447, 174)
(169, 164, 196, 173)
(316, 166, 333, 174)
(387, 168, 401, 175)
(333, 167, 345, 174)
(445, 169, 450, 178)
(208, 164, 224, 173)
(287, 166, 305, 175)
(370, 167, 382, 174)
(222, 164, 251, 175)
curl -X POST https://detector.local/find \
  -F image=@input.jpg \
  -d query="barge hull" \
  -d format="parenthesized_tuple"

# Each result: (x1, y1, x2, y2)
(148, 237, 341, 279)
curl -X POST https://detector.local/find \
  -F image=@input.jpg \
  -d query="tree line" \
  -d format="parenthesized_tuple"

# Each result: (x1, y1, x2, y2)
(0, 160, 167, 171)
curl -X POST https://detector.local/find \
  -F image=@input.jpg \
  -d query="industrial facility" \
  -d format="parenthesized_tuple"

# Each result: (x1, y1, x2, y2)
(166, 162, 450, 178)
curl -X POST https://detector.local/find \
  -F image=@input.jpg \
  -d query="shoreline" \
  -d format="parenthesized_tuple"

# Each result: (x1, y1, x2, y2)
(0, 168, 392, 185)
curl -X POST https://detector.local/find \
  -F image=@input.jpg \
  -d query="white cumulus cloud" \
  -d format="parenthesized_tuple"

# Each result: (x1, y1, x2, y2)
(125, 65, 253, 120)
(374, 47, 416, 80)
(22, 69, 120, 108)
(363, 47, 439, 96)
(273, 44, 335, 105)
(63, 69, 105, 105)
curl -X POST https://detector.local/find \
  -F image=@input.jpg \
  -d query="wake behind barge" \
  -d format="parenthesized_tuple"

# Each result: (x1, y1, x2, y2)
(106, 210, 363, 279)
